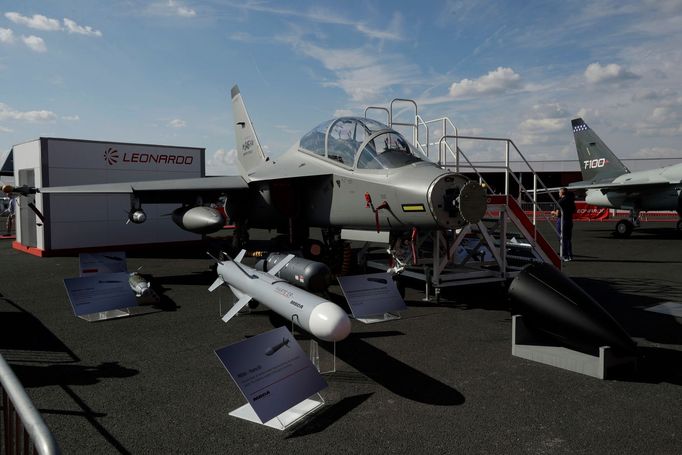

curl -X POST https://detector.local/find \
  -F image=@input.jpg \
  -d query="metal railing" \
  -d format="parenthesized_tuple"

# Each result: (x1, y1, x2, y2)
(1, 354, 60, 455)
(365, 96, 564, 256)
(436, 134, 562, 253)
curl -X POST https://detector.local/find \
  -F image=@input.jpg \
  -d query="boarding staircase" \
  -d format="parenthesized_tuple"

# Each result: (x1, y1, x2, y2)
(364, 99, 562, 294)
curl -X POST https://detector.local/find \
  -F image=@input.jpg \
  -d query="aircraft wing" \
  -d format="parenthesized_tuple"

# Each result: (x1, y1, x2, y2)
(568, 177, 674, 193)
(531, 177, 674, 194)
(39, 175, 248, 194)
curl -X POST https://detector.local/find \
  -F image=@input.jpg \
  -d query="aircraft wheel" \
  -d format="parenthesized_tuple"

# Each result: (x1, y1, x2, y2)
(614, 220, 633, 238)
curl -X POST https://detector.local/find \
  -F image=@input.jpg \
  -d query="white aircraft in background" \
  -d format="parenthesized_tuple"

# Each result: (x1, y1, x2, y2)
(568, 118, 682, 237)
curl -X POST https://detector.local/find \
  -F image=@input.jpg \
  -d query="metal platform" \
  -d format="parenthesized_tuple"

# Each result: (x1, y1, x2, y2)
(364, 98, 563, 293)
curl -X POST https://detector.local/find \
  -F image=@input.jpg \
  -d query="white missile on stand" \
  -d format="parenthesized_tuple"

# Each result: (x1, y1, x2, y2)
(208, 250, 351, 342)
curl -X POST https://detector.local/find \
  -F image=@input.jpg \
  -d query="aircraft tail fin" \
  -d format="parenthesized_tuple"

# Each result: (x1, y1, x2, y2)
(231, 85, 267, 180)
(571, 118, 629, 183)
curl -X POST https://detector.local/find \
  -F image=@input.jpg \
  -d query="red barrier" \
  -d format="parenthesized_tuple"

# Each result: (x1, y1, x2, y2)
(573, 202, 609, 221)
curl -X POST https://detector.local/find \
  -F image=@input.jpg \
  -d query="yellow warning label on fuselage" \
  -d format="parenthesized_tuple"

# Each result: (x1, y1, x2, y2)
(401, 204, 425, 212)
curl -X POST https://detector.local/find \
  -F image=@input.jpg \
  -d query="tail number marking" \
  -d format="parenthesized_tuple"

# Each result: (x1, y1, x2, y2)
(583, 158, 607, 169)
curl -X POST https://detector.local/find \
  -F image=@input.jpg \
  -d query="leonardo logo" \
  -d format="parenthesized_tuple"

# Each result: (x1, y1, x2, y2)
(104, 147, 119, 165)
(103, 147, 195, 166)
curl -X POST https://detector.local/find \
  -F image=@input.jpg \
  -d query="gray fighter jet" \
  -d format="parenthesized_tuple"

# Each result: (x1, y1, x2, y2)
(3, 85, 487, 258)
(569, 118, 682, 237)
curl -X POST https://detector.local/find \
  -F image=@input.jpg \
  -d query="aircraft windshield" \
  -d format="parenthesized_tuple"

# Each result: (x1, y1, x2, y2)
(299, 116, 425, 169)
(357, 132, 421, 169)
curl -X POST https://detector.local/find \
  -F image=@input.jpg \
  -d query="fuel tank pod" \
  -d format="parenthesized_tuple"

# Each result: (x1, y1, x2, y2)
(171, 206, 225, 234)
(256, 254, 332, 292)
(508, 263, 637, 355)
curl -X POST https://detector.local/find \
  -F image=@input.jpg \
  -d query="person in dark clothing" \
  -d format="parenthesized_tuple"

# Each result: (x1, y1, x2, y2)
(552, 188, 576, 261)
(4, 196, 15, 236)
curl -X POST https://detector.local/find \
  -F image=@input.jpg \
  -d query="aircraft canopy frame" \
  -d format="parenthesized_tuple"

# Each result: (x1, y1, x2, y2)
(298, 117, 428, 170)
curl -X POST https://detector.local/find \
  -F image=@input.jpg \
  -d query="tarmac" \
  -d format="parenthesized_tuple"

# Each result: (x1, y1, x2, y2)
(1, 220, 681, 454)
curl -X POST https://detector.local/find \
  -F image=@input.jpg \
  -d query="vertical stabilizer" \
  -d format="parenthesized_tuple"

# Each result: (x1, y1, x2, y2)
(572, 118, 629, 183)
(231, 85, 267, 179)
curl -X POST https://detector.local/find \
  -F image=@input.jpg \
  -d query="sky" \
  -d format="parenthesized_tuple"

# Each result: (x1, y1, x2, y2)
(1, 0, 682, 175)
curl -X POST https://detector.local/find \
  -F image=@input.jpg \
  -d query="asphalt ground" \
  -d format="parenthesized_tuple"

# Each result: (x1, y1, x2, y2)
(1, 221, 681, 454)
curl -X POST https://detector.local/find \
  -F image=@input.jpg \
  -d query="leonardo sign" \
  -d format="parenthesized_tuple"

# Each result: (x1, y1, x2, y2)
(104, 147, 194, 166)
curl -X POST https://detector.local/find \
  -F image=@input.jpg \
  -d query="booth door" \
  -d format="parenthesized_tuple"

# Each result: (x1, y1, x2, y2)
(17, 169, 37, 248)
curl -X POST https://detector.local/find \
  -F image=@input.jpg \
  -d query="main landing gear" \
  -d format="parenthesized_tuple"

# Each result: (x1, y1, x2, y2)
(614, 210, 640, 238)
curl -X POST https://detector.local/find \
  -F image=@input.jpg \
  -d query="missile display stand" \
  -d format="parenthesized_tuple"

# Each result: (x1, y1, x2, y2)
(308, 338, 336, 374)
(511, 315, 637, 379)
(291, 314, 337, 374)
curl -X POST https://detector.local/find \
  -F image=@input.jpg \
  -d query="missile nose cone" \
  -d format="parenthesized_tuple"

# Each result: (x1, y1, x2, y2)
(309, 301, 351, 342)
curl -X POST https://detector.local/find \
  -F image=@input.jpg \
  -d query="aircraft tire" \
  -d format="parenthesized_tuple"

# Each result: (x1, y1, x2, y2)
(614, 219, 633, 238)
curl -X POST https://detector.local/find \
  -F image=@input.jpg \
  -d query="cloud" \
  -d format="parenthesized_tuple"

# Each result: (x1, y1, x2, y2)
(520, 118, 564, 133)
(0, 28, 15, 44)
(168, 118, 186, 128)
(333, 109, 355, 117)
(273, 124, 302, 135)
(61, 115, 80, 121)
(281, 33, 420, 102)
(169, 0, 197, 17)
(584, 62, 639, 84)
(149, 1, 197, 18)
(631, 88, 678, 102)
(21, 35, 47, 53)
(576, 107, 601, 120)
(0, 103, 57, 122)
(210, 148, 237, 166)
(229, 32, 263, 43)
(63, 18, 102, 37)
(531, 102, 569, 119)
(4, 13, 102, 38)
(237, 3, 405, 41)
(449, 67, 522, 98)
(5, 12, 61, 31)
(0, 125, 13, 133)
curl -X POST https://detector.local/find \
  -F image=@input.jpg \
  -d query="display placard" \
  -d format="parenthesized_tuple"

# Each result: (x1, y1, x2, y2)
(215, 326, 327, 424)
(79, 252, 128, 276)
(64, 272, 138, 316)
(337, 272, 407, 319)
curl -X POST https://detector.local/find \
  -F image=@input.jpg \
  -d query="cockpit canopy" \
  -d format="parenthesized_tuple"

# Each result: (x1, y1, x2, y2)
(299, 117, 428, 169)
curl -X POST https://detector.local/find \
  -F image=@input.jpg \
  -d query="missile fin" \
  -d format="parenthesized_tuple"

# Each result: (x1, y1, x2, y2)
(235, 249, 247, 263)
(208, 276, 225, 292)
(222, 296, 251, 323)
(267, 254, 296, 276)
(228, 284, 247, 300)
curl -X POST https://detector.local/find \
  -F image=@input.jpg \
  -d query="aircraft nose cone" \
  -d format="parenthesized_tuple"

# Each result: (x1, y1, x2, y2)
(308, 301, 351, 342)
(428, 174, 487, 229)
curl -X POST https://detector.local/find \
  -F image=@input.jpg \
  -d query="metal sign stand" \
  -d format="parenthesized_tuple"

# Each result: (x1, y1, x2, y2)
(78, 308, 132, 322)
(229, 393, 325, 431)
(355, 312, 401, 324)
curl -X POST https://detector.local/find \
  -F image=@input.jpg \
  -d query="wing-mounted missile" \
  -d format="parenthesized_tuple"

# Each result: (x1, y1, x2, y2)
(128, 272, 151, 297)
(508, 263, 636, 355)
(208, 250, 351, 342)
(127, 209, 147, 224)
